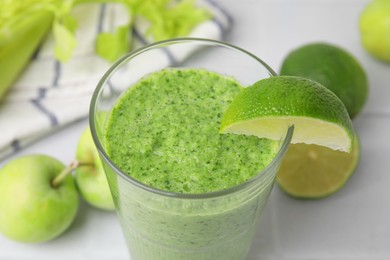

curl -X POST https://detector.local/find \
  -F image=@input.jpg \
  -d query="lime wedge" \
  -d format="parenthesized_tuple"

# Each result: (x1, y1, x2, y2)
(220, 76, 355, 152)
(276, 136, 360, 199)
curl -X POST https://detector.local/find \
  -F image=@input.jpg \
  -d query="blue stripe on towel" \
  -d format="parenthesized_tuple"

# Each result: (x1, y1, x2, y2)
(31, 99, 59, 127)
(31, 45, 41, 60)
(52, 61, 61, 87)
(107, 79, 121, 95)
(37, 88, 47, 99)
(98, 4, 107, 33)
(132, 28, 149, 45)
(211, 17, 224, 35)
(133, 28, 178, 66)
(162, 47, 178, 66)
(204, 0, 234, 31)
(11, 140, 21, 153)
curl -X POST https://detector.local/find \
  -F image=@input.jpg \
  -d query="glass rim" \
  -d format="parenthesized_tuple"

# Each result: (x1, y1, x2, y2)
(89, 37, 292, 200)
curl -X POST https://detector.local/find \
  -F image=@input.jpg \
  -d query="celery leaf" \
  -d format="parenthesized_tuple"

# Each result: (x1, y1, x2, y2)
(53, 18, 77, 62)
(96, 24, 130, 62)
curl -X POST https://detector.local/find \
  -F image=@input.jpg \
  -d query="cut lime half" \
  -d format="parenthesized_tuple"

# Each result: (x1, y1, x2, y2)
(276, 135, 360, 199)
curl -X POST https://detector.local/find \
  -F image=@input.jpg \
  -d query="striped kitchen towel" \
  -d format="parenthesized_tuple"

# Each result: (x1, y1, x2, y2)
(0, 0, 232, 160)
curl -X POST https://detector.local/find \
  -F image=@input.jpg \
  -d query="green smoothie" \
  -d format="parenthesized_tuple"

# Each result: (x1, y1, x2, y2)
(105, 68, 278, 193)
(103, 68, 280, 260)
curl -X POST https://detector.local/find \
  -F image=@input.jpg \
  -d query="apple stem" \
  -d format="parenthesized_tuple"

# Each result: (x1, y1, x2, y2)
(51, 160, 81, 188)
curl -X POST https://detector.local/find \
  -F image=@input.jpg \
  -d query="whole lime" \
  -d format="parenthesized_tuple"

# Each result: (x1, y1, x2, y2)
(360, 0, 390, 62)
(280, 43, 368, 119)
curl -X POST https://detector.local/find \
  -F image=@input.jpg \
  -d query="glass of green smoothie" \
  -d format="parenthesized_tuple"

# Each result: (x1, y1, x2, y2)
(90, 38, 293, 260)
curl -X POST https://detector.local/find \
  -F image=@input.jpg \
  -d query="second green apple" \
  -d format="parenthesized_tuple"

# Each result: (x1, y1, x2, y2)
(75, 127, 115, 211)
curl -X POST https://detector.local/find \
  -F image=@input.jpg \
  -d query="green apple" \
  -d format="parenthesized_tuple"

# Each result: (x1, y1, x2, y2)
(0, 154, 79, 243)
(360, 0, 390, 62)
(75, 127, 115, 211)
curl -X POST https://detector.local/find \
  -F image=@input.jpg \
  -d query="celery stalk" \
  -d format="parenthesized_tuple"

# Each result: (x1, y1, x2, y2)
(0, 10, 54, 99)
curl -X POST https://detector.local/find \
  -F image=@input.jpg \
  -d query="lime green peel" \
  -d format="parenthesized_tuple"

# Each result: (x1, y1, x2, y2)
(0, 0, 211, 98)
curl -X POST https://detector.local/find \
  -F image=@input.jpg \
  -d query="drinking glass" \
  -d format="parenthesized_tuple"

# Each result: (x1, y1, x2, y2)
(90, 38, 293, 260)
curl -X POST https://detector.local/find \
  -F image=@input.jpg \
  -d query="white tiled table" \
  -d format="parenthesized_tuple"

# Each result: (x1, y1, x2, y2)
(1, 0, 389, 259)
